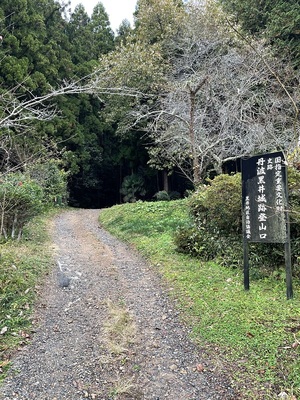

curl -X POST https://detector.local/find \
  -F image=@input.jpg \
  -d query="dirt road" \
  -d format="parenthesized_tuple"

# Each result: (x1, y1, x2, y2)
(0, 209, 236, 399)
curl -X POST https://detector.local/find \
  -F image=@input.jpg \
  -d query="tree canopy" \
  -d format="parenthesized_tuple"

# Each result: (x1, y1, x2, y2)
(218, 0, 300, 66)
(96, 0, 300, 186)
(0, 0, 299, 206)
(0, 0, 119, 207)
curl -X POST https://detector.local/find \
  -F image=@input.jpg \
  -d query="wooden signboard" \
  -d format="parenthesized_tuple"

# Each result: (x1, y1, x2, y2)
(241, 152, 293, 299)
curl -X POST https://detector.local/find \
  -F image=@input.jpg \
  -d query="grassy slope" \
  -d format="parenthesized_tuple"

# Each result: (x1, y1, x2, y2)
(0, 212, 55, 379)
(99, 200, 300, 400)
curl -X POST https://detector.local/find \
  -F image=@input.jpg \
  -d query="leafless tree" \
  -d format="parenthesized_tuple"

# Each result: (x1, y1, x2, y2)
(132, 5, 300, 185)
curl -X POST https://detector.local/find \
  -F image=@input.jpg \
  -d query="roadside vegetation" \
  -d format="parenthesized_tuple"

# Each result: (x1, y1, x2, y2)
(99, 192, 300, 400)
(0, 212, 55, 380)
(0, 161, 67, 380)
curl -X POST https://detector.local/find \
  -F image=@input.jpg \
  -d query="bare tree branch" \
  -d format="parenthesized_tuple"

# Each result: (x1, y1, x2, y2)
(133, 9, 300, 184)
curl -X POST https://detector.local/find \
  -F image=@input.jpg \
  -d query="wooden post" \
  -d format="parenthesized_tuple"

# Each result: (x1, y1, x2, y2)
(243, 237, 250, 291)
(285, 167, 293, 300)
(285, 239, 293, 300)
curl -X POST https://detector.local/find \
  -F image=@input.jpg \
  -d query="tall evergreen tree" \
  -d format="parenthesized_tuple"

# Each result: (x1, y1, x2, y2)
(60, 2, 116, 207)
(95, 0, 188, 194)
(0, 0, 73, 173)
(89, 2, 114, 57)
(0, 0, 121, 206)
(115, 19, 133, 46)
(218, 0, 300, 65)
(67, 4, 92, 68)
(67, 2, 114, 72)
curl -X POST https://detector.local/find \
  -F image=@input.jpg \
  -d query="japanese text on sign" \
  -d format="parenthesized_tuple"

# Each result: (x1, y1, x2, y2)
(241, 152, 287, 243)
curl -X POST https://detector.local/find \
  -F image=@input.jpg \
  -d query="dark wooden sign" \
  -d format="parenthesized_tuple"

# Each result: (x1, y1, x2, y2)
(241, 151, 293, 299)
(241, 151, 287, 243)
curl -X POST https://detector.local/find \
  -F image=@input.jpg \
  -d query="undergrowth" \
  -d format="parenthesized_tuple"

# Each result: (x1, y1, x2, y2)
(99, 200, 300, 400)
(0, 211, 55, 380)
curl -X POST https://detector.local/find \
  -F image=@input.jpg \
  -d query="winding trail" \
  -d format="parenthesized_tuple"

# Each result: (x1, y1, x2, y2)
(0, 209, 237, 399)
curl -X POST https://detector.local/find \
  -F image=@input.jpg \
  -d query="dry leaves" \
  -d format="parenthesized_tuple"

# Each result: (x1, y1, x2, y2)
(196, 363, 205, 372)
(0, 326, 8, 335)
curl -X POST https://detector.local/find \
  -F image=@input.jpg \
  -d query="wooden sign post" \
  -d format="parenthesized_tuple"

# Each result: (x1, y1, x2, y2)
(241, 151, 293, 300)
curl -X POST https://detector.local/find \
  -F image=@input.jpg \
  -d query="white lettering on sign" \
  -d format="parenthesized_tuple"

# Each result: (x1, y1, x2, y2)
(256, 157, 268, 239)
(245, 195, 251, 239)
(242, 151, 287, 243)
(274, 156, 284, 213)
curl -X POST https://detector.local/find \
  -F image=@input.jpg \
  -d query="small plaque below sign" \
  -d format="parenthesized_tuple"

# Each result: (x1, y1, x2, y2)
(241, 151, 288, 243)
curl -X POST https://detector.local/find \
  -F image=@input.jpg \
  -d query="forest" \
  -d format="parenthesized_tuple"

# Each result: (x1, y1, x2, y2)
(1, 2, 300, 395)
(0, 0, 299, 223)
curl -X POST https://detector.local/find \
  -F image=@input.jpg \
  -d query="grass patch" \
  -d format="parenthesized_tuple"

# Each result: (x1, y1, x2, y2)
(0, 211, 55, 380)
(109, 375, 135, 398)
(100, 200, 188, 241)
(102, 299, 138, 399)
(103, 299, 136, 355)
(99, 200, 300, 399)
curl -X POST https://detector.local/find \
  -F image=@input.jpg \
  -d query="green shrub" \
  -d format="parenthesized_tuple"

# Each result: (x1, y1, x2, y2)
(154, 190, 170, 201)
(120, 174, 146, 203)
(175, 169, 300, 278)
(169, 191, 181, 200)
(188, 173, 242, 234)
(286, 167, 300, 277)
(154, 191, 181, 201)
(174, 223, 243, 267)
(28, 161, 68, 205)
(0, 173, 44, 240)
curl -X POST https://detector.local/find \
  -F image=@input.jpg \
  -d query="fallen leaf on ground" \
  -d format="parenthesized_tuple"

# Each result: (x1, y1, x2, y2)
(196, 363, 205, 372)
(0, 327, 8, 335)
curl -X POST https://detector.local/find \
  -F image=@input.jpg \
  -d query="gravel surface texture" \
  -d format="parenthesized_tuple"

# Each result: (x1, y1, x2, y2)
(0, 209, 238, 399)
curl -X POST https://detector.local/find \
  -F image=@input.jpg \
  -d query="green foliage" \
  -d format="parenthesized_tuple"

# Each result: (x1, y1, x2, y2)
(135, 0, 186, 45)
(0, 0, 71, 91)
(189, 174, 242, 234)
(218, 0, 272, 34)
(99, 199, 188, 239)
(28, 161, 68, 205)
(287, 166, 300, 278)
(68, 2, 114, 64)
(169, 191, 181, 200)
(154, 190, 170, 201)
(89, 3, 115, 56)
(99, 199, 300, 398)
(0, 0, 118, 208)
(174, 223, 241, 265)
(154, 190, 181, 201)
(98, 38, 166, 94)
(218, 0, 300, 66)
(120, 174, 146, 203)
(0, 212, 53, 379)
(175, 174, 243, 268)
(287, 164, 300, 213)
(115, 19, 132, 46)
(175, 170, 300, 276)
(0, 173, 44, 240)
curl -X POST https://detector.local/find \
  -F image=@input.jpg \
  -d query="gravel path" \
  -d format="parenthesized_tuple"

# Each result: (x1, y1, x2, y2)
(0, 209, 237, 399)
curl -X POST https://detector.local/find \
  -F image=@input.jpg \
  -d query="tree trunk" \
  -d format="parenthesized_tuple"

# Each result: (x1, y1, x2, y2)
(163, 170, 169, 192)
(188, 78, 208, 186)
(0, 189, 6, 238)
(189, 89, 201, 185)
